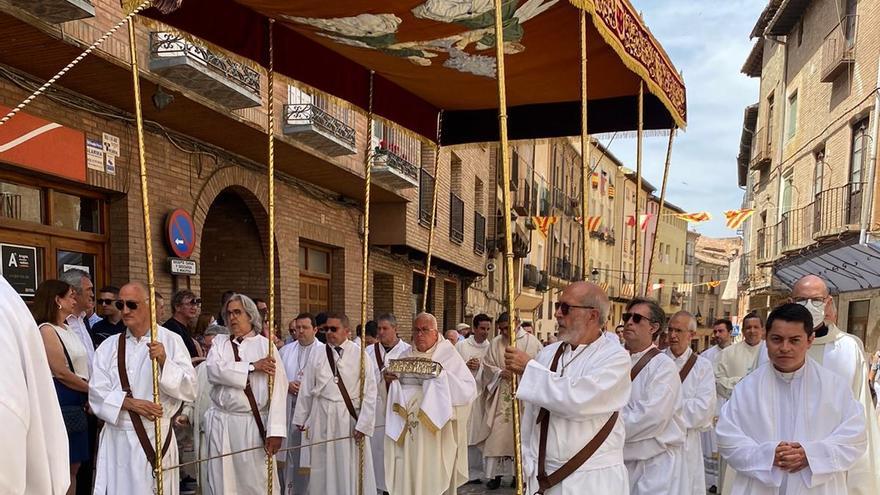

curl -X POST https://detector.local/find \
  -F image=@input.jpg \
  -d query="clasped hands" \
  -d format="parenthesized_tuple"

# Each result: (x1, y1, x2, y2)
(774, 442, 809, 473)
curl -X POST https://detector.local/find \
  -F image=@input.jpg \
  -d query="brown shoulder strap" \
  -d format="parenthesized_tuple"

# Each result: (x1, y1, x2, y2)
(231, 341, 267, 443)
(631, 347, 662, 381)
(374, 343, 384, 369)
(117, 333, 175, 469)
(679, 353, 698, 383)
(326, 345, 358, 422)
(536, 343, 619, 494)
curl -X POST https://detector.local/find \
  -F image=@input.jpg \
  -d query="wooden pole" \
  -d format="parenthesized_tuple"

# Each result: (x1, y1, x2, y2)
(423, 113, 443, 309)
(580, 10, 591, 282)
(645, 129, 676, 298)
(633, 82, 644, 297)
(265, 18, 277, 495)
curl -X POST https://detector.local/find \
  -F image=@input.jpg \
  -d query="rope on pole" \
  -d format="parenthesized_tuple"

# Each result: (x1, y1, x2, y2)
(422, 111, 444, 310)
(126, 14, 163, 495)
(644, 129, 676, 296)
(265, 17, 276, 495)
(580, 10, 591, 282)
(633, 82, 644, 297)
(492, 0, 524, 493)
(0, 0, 153, 127)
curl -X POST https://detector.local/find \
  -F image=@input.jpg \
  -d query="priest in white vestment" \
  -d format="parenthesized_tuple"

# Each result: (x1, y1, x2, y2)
(506, 282, 631, 494)
(621, 297, 686, 495)
(89, 282, 198, 495)
(700, 319, 734, 491)
(665, 311, 716, 495)
(278, 313, 319, 495)
(717, 303, 866, 495)
(455, 313, 492, 484)
(0, 275, 70, 495)
(370, 313, 411, 494)
(480, 312, 543, 488)
(292, 312, 378, 495)
(204, 294, 288, 495)
(792, 275, 880, 495)
(384, 312, 477, 495)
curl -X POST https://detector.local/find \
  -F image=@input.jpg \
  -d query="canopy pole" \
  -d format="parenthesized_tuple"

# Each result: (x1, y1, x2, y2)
(645, 129, 676, 298)
(422, 112, 444, 309)
(126, 17, 163, 495)
(633, 82, 644, 298)
(492, 1, 524, 493)
(580, 10, 590, 281)
(265, 18, 277, 495)
(358, 70, 376, 495)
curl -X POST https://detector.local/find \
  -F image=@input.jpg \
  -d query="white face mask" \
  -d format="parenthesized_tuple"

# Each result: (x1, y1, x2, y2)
(797, 299, 825, 329)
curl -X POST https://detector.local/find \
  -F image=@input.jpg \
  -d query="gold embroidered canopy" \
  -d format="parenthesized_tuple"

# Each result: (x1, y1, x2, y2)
(145, 0, 686, 144)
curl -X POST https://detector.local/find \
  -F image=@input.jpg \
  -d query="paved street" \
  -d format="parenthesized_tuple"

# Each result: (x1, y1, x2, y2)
(458, 482, 517, 495)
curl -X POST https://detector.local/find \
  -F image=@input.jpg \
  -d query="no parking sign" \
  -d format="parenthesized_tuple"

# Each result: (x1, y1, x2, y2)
(165, 209, 196, 259)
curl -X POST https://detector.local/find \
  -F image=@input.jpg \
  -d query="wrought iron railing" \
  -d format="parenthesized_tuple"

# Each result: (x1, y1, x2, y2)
(449, 192, 464, 244)
(780, 202, 814, 253)
(283, 103, 356, 148)
(821, 15, 858, 82)
(515, 178, 531, 214)
(149, 32, 260, 96)
(552, 257, 572, 280)
(553, 188, 566, 210)
(756, 222, 778, 263)
(474, 212, 486, 255)
(418, 169, 435, 227)
(814, 182, 865, 236)
(377, 147, 420, 184)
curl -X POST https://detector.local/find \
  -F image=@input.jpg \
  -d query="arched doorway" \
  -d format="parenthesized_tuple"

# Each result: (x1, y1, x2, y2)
(200, 187, 279, 320)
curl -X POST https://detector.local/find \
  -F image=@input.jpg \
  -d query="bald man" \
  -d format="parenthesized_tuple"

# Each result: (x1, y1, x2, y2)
(384, 312, 477, 495)
(791, 275, 880, 495)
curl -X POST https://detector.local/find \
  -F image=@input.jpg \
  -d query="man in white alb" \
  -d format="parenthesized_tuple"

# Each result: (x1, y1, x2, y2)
(455, 313, 492, 485)
(665, 311, 716, 495)
(700, 319, 734, 492)
(717, 303, 866, 495)
(505, 281, 631, 494)
(621, 297, 685, 495)
(791, 275, 880, 495)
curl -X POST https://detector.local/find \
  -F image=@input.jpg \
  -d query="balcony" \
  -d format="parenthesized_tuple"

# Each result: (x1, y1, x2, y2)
(756, 222, 778, 265)
(821, 16, 857, 83)
(523, 264, 540, 288)
(372, 124, 421, 190)
(9, 0, 95, 23)
(750, 127, 771, 169)
(814, 182, 865, 237)
(552, 257, 572, 280)
(474, 212, 486, 255)
(514, 178, 531, 216)
(449, 193, 464, 244)
(553, 188, 566, 210)
(148, 32, 261, 110)
(780, 202, 815, 253)
(282, 103, 356, 156)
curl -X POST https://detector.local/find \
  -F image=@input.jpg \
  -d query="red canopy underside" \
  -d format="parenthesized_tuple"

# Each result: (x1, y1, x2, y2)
(146, 0, 686, 144)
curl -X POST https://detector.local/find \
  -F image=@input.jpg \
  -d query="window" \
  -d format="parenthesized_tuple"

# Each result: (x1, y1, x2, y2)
(767, 93, 775, 149)
(0, 181, 42, 223)
(52, 192, 101, 234)
(780, 168, 794, 219)
(419, 168, 436, 227)
(796, 18, 804, 46)
(851, 118, 869, 186)
(299, 244, 330, 274)
(786, 91, 798, 139)
(814, 149, 825, 197)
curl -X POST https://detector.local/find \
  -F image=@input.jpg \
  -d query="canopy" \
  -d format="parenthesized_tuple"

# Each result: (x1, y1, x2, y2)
(145, 0, 686, 144)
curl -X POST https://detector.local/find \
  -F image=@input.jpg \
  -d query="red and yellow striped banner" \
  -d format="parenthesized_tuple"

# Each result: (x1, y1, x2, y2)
(724, 208, 755, 230)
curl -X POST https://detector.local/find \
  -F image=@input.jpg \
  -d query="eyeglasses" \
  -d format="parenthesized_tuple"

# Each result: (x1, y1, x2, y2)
(325, 326, 342, 333)
(622, 312, 653, 324)
(554, 302, 596, 316)
(115, 300, 139, 311)
(185, 298, 202, 306)
(96, 298, 115, 306)
(226, 308, 245, 318)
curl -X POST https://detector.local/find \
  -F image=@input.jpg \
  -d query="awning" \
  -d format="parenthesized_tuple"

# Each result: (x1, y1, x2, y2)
(142, 0, 686, 144)
(774, 239, 880, 293)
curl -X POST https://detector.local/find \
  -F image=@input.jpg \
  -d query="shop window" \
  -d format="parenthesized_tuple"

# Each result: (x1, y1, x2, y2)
(0, 181, 42, 223)
(52, 192, 101, 234)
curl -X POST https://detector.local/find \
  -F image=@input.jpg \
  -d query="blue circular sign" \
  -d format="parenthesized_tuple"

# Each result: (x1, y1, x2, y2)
(166, 209, 196, 259)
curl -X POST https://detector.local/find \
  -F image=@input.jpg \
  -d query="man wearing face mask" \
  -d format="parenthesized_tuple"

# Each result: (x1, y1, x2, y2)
(791, 274, 880, 495)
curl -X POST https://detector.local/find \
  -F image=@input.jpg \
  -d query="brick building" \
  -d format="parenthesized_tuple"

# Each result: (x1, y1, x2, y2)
(737, 0, 880, 351)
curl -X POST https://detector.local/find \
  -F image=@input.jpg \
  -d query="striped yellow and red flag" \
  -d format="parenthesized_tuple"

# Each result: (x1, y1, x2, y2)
(674, 211, 712, 223)
(575, 216, 602, 232)
(608, 183, 616, 199)
(723, 208, 755, 230)
(532, 216, 558, 238)
(707, 280, 722, 289)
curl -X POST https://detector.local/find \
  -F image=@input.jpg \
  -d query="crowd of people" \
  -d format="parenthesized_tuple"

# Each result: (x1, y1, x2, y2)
(2, 270, 879, 495)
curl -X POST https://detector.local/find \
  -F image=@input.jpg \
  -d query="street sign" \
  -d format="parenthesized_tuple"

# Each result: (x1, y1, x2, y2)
(165, 208, 196, 259)
(169, 258, 198, 276)
(1, 243, 38, 297)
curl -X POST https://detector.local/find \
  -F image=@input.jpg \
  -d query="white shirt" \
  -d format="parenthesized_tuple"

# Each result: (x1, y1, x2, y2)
(66, 313, 95, 369)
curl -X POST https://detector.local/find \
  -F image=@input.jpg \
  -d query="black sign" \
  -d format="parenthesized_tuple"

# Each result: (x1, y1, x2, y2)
(1, 244, 38, 297)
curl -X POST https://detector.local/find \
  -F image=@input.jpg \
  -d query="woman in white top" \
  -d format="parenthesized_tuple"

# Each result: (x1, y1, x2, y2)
(32, 279, 91, 495)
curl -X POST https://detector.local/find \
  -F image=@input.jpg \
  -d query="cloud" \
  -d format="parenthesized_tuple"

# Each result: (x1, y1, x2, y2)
(606, 0, 765, 237)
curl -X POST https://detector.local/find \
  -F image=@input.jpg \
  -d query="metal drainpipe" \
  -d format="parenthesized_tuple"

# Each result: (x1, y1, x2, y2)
(858, 55, 880, 245)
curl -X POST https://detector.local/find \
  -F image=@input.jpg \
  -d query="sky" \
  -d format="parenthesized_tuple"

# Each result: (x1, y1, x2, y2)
(604, 0, 766, 238)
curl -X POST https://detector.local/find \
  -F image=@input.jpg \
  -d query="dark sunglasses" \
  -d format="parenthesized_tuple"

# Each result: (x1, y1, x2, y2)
(115, 300, 139, 311)
(554, 302, 596, 316)
(623, 312, 653, 324)
(96, 298, 115, 306)
(185, 298, 202, 306)
(325, 326, 342, 333)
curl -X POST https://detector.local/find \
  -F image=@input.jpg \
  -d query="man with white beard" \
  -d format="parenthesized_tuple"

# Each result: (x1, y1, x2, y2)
(383, 312, 476, 495)
(504, 282, 631, 494)
(717, 303, 866, 495)
(89, 282, 198, 495)
(621, 297, 685, 495)
(700, 319, 734, 492)
(455, 313, 492, 485)
(369, 313, 410, 495)
(664, 311, 716, 495)
(204, 294, 288, 495)
(293, 312, 378, 494)
(278, 313, 320, 495)
(480, 312, 542, 489)
(791, 275, 880, 495)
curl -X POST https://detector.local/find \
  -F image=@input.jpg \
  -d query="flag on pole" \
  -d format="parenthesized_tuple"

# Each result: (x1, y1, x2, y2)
(626, 214, 652, 231)
(674, 211, 712, 223)
(576, 216, 602, 232)
(723, 208, 755, 230)
(532, 216, 558, 238)
(707, 280, 722, 289)
(608, 183, 616, 199)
